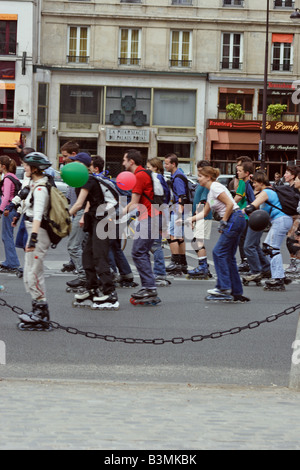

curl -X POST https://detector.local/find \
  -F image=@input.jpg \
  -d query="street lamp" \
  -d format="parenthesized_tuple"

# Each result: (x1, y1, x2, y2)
(260, 0, 270, 173)
(290, 8, 300, 163)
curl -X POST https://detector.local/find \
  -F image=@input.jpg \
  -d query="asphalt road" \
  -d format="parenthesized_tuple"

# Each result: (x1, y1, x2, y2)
(0, 223, 299, 387)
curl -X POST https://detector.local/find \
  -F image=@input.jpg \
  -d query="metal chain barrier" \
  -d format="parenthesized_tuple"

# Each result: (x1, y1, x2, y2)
(1, 297, 300, 345)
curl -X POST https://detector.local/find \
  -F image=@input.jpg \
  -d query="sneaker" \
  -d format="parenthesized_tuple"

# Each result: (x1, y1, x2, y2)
(92, 291, 119, 310)
(207, 288, 231, 296)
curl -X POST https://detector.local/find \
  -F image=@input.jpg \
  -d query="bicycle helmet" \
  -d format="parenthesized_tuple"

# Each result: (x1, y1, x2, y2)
(23, 152, 52, 170)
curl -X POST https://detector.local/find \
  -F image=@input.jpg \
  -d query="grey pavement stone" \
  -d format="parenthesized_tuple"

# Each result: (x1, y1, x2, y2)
(0, 379, 300, 450)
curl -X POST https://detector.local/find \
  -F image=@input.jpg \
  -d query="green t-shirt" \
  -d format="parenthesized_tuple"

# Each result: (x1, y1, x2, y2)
(236, 179, 247, 210)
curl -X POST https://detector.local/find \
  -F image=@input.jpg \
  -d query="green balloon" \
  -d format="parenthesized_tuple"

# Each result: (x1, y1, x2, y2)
(61, 162, 89, 188)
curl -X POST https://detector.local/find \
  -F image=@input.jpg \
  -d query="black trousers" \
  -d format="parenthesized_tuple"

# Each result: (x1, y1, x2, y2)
(82, 215, 115, 295)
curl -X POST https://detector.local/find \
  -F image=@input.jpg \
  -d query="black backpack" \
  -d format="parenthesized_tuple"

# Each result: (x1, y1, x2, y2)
(172, 173, 197, 204)
(266, 186, 300, 216)
(0, 175, 22, 197)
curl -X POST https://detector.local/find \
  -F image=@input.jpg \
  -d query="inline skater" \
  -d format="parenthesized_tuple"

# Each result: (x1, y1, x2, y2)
(186, 166, 249, 302)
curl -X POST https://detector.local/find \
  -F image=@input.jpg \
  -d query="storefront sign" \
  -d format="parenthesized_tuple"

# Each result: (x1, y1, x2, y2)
(208, 119, 299, 132)
(106, 128, 150, 142)
(267, 144, 298, 152)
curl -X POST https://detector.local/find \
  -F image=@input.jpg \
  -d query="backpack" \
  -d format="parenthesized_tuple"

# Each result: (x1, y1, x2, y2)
(0, 175, 22, 198)
(266, 186, 300, 216)
(172, 173, 197, 204)
(94, 175, 121, 218)
(136, 169, 165, 205)
(34, 181, 72, 247)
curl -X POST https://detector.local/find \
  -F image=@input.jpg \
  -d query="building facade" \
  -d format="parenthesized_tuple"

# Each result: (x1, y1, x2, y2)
(1, 0, 300, 177)
(0, 0, 38, 162)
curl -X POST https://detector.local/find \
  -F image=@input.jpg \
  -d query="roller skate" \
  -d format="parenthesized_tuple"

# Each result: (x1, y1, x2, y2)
(115, 273, 138, 289)
(61, 260, 76, 273)
(18, 300, 52, 332)
(72, 287, 98, 308)
(186, 259, 212, 280)
(91, 291, 119, 310)
(66, 277, 86, 293)
(155, 276, 172, 287)
(16, 267, 23, 278)
(0, 265, 18, 274)
(261, 270, 271, 279)
(205, 288, 234, 302)
(238, 260, 250, 274)
(263, 278, 285, 292)
(232, 294, 251, 303)
(130, 288, 161, 306)
(285, 259, 300, 279)
(242, 272, 262, 286)
(166, 255, 187, 276)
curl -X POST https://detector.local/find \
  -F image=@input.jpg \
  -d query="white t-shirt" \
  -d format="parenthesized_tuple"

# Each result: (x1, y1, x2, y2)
(207, 181, 239, 218)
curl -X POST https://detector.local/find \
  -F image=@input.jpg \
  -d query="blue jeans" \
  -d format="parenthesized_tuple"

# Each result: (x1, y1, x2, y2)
(109, 239, 132, 276)
(132, 217, 157, 289)
(1, 209, 20, 268)
(151, 238, 166, 277)
(212, 210, 246, 296)
(264, 215, 293, 279)
(244, 227, 270, 274)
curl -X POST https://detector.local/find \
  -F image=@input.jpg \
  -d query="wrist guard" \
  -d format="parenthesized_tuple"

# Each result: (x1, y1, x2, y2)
(244, 204, 256, 216)
(28, 232, 38, 248)
(218, 220, 228, 233)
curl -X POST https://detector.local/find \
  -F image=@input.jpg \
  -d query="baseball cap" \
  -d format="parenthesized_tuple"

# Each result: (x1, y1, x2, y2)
(70, 152, 92, 167)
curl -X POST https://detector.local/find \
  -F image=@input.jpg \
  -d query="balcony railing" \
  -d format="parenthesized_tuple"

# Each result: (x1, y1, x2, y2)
(271, 62, 293, 72)
(118, 57, 141, 66)
(67, 55, 89, 64)
(169, 59, 192, 68)
(220, 60, 243, 70)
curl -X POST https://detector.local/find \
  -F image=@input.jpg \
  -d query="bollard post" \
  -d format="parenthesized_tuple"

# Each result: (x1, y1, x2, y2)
(289, 313, 300, 390)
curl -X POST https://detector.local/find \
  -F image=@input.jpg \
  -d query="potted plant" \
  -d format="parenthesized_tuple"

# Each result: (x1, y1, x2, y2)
(267, 104, 287, 121)
(226, 103, 245, 119)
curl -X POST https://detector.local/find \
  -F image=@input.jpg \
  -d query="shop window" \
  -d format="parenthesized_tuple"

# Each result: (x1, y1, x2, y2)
(119, 28, 141, 66)
(60, 85, 101, 125)
(170, 30, 192, 68)
(0, 20, 17, 55)
(0, 88, 14, 120)
(0, 61, 15, 79)
(221, 33, 243, 70)
(105, 87, 150, 126)
(153, 89, 196, 127)
(258, 89, 298, 118)
(67, 26, 89, 64)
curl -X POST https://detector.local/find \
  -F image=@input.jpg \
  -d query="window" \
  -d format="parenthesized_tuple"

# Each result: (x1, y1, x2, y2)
(0, 61, 15, 79)
(223, 0, 244, 6)
(37, 83, 48, 153)
(258, 89, 298, 117)
(153, 90, 196, 127)
(60, 85, 101, 125)
(170, 31, 192, 68)
(219, 90, 253, 116)
(0, 20, 17, 55)
(119, 28, 141, 66)
(0, 86, 14, 120)
(271, 34, 293, 72)
(221, 33, 243, 70)
(67, 26, 89, 63)
(120, 0, 141, 2)
(274, 0, 294, 8)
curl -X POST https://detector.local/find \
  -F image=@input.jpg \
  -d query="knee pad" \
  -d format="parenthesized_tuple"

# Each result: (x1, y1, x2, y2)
(286, 237, 300, 256)
(263, 243, 280, 259)
(191, 237, 205, 254)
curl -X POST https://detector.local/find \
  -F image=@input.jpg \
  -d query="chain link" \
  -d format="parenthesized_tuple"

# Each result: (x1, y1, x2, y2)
(1, 297, 300, 345)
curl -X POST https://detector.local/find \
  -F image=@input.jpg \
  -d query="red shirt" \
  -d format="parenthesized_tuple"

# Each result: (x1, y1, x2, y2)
(132, 166, 154, 220)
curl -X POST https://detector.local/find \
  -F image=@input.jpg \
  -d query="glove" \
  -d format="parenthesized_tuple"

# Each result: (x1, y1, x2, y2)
(4, 202, 16, 216)
(28, 232, 38, 249)
(244, 204, 256, 216)
(218, 220, 228, 234)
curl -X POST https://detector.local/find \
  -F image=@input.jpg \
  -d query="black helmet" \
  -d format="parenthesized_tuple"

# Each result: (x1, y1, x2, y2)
(248, 210, 270, 232)
(23, 152, 52, 170)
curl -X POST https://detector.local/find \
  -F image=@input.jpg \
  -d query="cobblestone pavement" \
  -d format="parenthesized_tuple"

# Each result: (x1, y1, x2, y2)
(0, 378, 299, 450)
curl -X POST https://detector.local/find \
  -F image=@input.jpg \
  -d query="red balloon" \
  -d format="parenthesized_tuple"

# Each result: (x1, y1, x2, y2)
(116, 171, 137, 191)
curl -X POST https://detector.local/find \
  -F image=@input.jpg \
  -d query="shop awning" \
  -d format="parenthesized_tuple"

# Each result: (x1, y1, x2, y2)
(0, 131, 21, 148)
(212, 131, 260, 151)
